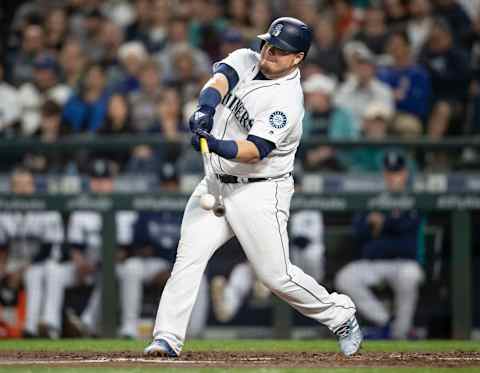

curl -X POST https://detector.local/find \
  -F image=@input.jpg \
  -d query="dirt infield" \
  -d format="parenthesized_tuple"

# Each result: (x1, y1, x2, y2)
(1, 350, 480, 368)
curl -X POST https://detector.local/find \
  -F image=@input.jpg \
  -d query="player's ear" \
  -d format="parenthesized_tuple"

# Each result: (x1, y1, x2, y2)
(293, 52, 304, 65)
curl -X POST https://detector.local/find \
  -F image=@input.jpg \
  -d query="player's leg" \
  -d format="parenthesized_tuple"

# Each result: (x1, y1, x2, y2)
(211, 261, 254, 322)
(187, 274, 209, 338)
(117, 257, 170, 338)
(335, 260, 390, 328)
(388, 260, 424, 339)
(41, 261, 77, 335)
(149, 180, 233, 355)
(227, 179, 356, 333)
(23, 263, 46, 336)
(292, 243, 325, 281)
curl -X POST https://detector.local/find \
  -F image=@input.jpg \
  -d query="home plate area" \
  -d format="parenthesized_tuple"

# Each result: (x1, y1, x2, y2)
(1, 351, 480, 368)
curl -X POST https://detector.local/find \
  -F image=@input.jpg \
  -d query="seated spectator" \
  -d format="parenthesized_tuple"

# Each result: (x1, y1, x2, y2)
(18, 54, 71, 136)
(335, 151, 424, 340)
(219, 28, 246, 60)
(62, 63, 116, 133)
(306, 17, 346, 80)
(335, 45, 394, 131)
(406, 0, 435, 59)
(384, 0, 409, 27)
(59, 39, 88, 90)
(0, 63, 20, 136)
(128, 60, 163, 132)
(125, 0, 152, 46)
(44, 7, 68, 52)
(302, 74, 357, 171)
(419, 18, 471, 138)
(353, 6, 390, 56)
(377, 30, 431, 123)
(188, 0, 228, 61)
(8, 23, 45, 86)
(116, 41, 149, 95)
(147, 0, 171, 53)
(347, 102, 392, 172)
(0, 167, 65, 339)
(434, 0, 472, 43)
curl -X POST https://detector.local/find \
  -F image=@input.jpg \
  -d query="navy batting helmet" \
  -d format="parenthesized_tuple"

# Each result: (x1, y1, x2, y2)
(257, 17, 312, 56)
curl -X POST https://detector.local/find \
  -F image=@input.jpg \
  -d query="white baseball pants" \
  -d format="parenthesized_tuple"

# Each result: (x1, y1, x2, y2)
(153, 177, 356, 353)
(335, 259, 424, 339)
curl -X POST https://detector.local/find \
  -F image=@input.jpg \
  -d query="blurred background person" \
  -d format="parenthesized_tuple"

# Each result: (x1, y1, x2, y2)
(335, 151, 425, 340)
(0, 62, 20, 136)
(302, 73, 357, 171)
(0, 167, 64, 339)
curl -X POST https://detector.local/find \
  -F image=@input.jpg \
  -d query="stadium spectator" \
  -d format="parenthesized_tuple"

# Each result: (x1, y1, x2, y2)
(0, 63, 20, 136)
(383, 0, 409, 27)
(226, 0, 252, 40)
(335, 45, 394, 131)
(147, 0, 171, 53)
(117, 166, 209, 338)
(44, 7, 68, 52)
(125, 0, 152, 46)
(188, 0, 228, 62)
(59, 39, 88, 89)
(127, 60, 163, 132)
(419, 18, 471, 138)
(62, 63, 116, 133)
(155, 18, 211, 85)
(302, 73, 357, 171)
(347, 102, 392, 172)
(116, 41, 148, 95)
(434, 0, 472, 43)
(353, 6, 389, 57)
(18, 54, 71, 136)
(0, 167, 64, 339)
(8, 23, 46, 86)
(335, 151, 424, 339)
(219, 28, 246, 59)
(247, 0, 273, 51)
(306, 17, 346, 79)
(406, 0, 435, 59)
(377, 30, 431, 123)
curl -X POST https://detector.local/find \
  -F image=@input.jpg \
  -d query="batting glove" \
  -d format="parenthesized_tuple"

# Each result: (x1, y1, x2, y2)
(191, 128, 219, 153)
(189, 106, 215, 133)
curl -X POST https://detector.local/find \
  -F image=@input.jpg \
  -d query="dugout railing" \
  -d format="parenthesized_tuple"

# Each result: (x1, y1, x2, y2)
(0, 136, 479, 339)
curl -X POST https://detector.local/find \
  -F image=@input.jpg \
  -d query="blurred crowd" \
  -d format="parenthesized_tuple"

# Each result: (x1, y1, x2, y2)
(0, 0, 480, 179)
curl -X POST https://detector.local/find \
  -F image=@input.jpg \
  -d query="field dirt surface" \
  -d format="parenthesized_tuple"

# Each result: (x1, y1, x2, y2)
(1, 350, 480, 368)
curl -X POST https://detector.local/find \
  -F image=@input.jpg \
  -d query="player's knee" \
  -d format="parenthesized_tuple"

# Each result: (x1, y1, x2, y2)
(120, 258, 143, 279)
(396, 262, 424, 288)
(334, 265, 357, 292)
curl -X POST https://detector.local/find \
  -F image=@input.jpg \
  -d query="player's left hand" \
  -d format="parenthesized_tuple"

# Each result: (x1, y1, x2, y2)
(189, 106, 215, 133)
(191, 128, 219, 153)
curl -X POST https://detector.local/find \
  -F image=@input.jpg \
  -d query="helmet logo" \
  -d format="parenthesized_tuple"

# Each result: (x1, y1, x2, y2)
(271, 23, 283, 37)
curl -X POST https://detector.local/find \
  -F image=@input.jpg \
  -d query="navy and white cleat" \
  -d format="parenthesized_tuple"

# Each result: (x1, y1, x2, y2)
(333, 316, 363, 356)
(144, 338, 180, 357)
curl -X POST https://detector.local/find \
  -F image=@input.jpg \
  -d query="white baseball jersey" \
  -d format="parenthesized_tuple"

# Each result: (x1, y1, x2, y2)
(210, 48, 304, 178)
(67, 211, 138, 263)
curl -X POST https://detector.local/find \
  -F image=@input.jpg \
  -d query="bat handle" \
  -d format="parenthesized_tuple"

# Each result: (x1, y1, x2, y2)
(199, 137, 209, 154)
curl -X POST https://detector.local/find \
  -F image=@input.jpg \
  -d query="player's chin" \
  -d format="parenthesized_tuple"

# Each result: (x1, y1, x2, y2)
(259, 61, 279, 76)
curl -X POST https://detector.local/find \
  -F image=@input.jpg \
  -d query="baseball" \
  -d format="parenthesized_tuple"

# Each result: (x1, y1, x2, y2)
(200, 193, 216, 210)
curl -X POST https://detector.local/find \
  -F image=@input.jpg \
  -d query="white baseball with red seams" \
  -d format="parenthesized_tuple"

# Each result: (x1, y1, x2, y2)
(151, 48, 357, 356)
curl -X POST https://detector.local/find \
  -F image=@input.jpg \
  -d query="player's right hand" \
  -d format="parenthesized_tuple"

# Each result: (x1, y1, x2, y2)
(189, 106, 215, 133)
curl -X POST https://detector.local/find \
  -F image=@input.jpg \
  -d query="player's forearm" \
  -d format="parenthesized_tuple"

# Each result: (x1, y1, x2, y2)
(234, 140, 261, 163)
(202, 73, 229, 100)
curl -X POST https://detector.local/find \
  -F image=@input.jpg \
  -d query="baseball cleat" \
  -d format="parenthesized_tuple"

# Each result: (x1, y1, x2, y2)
(144, 338, 179, 357)
(333, 316, 363, 356)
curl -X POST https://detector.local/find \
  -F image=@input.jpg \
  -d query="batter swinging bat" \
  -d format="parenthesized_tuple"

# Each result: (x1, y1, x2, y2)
(199, 137, 225, 217)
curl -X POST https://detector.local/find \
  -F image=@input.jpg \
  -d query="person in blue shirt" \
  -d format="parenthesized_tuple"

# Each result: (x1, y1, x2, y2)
(377, 30, 431, 123)
(335, 151, 425, 339)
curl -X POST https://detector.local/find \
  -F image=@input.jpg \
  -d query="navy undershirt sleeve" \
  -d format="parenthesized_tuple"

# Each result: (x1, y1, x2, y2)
(214, 63, 239, 92)
(247, 134, 276, 160)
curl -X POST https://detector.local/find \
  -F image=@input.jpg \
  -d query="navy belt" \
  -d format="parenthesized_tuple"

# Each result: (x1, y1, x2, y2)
(216, 173, 291, 184)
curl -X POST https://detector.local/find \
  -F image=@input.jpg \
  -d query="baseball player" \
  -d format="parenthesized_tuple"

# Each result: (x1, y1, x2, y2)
(335, 151, 425, 339)
(0, 167, 64, 338)
(145, 17, 362, 357)
(211, 209, 326, 323)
